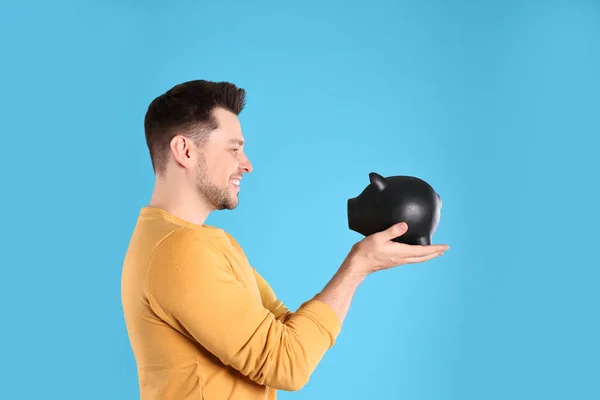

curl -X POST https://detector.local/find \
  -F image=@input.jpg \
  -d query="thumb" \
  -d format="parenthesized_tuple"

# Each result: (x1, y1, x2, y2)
(382, 222, 408, 240)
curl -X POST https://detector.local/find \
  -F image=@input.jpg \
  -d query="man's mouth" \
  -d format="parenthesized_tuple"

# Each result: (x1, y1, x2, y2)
(230, 177, 242, 188)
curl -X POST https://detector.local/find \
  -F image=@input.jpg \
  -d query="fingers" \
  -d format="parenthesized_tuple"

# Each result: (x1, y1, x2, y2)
(404, 251, 445, 264)
(400, 243, 449, 257)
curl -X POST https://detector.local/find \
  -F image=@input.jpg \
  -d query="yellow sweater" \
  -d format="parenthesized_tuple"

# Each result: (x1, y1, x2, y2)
(121, 207, 342, 399)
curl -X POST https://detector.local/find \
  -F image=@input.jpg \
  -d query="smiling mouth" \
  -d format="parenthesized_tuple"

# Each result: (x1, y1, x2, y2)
(230, 178, 241, 192)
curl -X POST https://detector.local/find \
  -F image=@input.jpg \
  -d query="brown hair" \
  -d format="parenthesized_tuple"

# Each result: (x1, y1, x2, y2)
(144, 80, 246, 174)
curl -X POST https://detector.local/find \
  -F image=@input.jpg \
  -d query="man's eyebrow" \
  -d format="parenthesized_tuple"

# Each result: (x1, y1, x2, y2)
(228, 139, 245, 146)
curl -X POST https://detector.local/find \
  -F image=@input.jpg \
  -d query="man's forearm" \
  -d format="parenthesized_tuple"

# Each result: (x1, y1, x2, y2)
(314, 254, 367, 325)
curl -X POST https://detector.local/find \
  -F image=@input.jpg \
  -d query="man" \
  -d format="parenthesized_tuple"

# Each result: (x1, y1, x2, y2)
(121, 80, 449, 399)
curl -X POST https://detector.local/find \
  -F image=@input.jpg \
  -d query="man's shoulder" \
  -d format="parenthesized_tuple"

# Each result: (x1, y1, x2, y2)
(154, 226, 226, 254)
(153, 225, 249, 262)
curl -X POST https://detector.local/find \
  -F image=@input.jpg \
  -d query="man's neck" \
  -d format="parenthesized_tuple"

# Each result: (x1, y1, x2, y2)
(148, 181, 212, 227)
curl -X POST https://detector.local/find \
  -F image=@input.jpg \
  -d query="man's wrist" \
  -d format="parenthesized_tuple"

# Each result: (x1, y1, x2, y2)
(339, 252, 368, 285)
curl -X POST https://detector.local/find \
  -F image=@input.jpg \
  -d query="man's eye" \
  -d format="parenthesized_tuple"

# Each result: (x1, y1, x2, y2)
(232, 148, 240, 153)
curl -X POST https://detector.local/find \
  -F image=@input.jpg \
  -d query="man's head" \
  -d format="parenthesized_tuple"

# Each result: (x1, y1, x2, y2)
(144, 80, 253, 211)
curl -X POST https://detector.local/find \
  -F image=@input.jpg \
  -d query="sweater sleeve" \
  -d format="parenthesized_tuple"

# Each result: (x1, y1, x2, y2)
(146, 229, 342, 391)
(253, 268, 293, 324)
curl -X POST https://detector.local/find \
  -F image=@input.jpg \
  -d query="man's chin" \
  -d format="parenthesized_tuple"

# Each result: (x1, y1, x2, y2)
(218, 197, 239, 210)
(228, 198, 239, 209)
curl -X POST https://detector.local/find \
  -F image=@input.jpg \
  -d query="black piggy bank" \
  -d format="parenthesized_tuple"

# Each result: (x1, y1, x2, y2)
(347, 172, 442, 245)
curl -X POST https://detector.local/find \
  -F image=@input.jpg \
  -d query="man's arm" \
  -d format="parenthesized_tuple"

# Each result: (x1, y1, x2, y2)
(147, 229, 342, 392)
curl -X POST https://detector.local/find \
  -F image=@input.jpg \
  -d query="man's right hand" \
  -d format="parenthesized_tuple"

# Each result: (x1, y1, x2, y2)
(344, 222, 449, 278)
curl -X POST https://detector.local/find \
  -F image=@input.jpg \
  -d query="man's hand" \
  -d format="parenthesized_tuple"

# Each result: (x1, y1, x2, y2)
(344, 222, 449, 278)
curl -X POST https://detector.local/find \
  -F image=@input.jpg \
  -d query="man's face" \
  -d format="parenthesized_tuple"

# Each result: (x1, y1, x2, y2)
(195, 107, 253, 210)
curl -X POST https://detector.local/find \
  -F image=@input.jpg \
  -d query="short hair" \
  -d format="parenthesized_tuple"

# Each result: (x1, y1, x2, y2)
(144, 80, 246, 175)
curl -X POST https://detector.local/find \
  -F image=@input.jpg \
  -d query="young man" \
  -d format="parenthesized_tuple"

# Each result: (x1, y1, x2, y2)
(121, 80, 449, 399)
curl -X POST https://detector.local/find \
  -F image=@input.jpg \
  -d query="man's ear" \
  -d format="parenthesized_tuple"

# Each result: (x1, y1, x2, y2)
(169, 135, 196, 169)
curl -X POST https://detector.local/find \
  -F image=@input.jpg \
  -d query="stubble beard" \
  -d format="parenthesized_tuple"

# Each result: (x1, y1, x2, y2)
(195, 155, 238, 210)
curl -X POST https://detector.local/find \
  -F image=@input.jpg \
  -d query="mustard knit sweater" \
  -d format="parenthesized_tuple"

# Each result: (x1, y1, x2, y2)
(121, 207, 342, 399)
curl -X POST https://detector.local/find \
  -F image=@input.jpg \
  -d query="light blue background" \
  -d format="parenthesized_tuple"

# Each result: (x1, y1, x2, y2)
(1, 0, 598, 399)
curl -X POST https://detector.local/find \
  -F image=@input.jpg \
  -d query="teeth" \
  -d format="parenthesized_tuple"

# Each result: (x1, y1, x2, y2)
(231, 179, 240, 186)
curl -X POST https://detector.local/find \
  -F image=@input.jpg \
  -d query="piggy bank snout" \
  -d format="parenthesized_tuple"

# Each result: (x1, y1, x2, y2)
(347, 197, 362, 231)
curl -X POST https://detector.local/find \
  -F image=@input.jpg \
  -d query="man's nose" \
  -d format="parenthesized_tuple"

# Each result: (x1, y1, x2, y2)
(240, 154, 253, 173)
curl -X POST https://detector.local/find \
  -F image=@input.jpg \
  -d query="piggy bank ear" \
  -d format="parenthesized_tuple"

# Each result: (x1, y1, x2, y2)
(369, 172, 387, 191)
